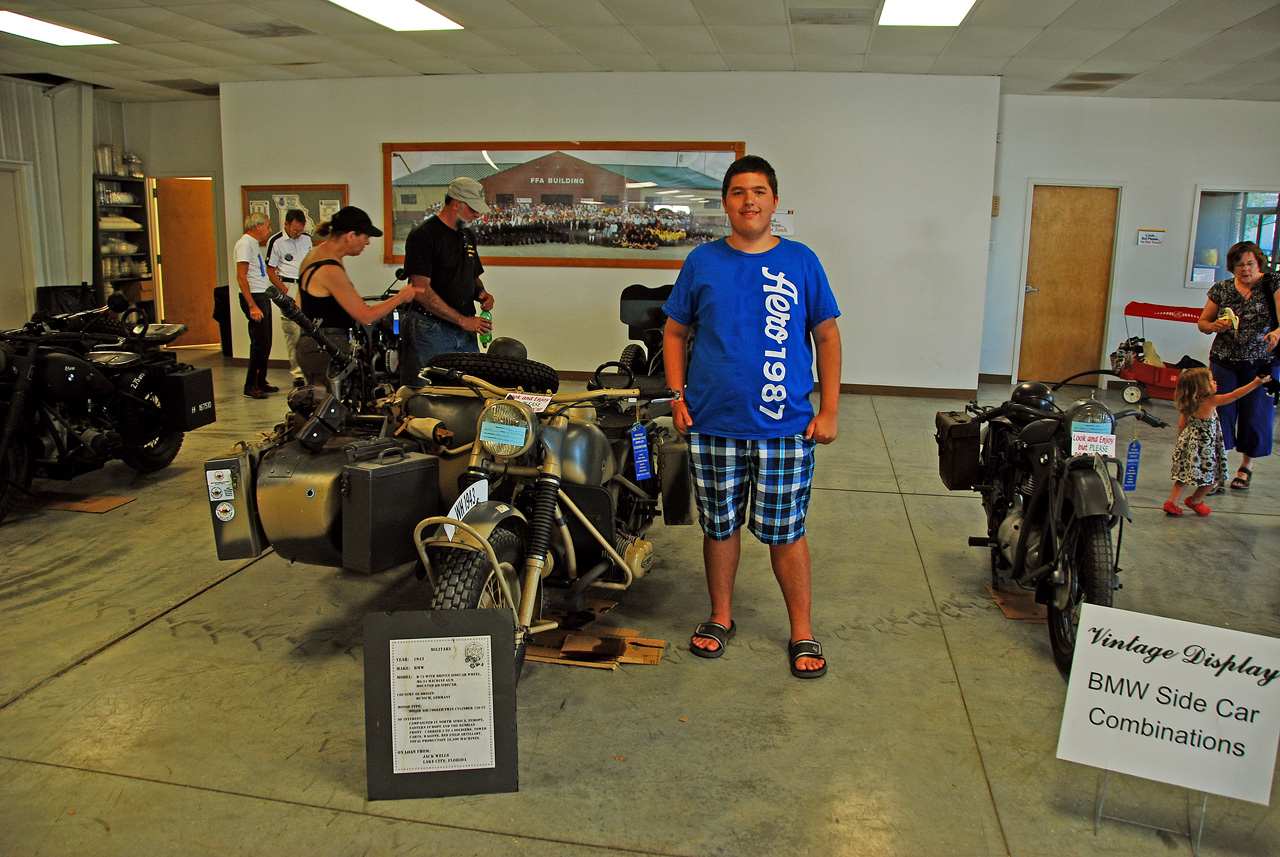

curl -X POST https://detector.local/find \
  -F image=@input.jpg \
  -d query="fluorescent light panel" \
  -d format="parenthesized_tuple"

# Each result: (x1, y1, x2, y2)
(0, 11, 116, 45)
(879, 0, 977, 27)
(326, 0, 461, 31)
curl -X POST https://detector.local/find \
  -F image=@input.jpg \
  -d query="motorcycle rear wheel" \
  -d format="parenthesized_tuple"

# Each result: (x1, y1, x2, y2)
(0, 433, 33, 524)
(428, 351, 559, 394)
(120, 386, 184, 473)
(1047, 516, 1114, 676)
(427, 527, 530, 677)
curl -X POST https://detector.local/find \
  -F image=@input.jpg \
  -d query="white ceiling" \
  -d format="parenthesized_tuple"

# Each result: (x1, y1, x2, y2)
(2, 0, 1279, 103)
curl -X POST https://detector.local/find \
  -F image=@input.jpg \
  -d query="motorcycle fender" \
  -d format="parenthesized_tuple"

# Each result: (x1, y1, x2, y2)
(423, 501, 529, 552)
(1064, 470, 1131, 521)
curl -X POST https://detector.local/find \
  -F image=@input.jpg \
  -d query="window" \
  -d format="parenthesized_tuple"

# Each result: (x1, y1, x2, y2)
(1186, 187, 1280, 287)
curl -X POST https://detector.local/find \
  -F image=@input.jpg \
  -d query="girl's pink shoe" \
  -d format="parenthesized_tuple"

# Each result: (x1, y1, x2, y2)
(1163, 500, 1183, 516)
(1185, 499, 1210, 516)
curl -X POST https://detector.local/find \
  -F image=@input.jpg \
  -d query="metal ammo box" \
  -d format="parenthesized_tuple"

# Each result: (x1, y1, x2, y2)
(342, 446, 440, 574)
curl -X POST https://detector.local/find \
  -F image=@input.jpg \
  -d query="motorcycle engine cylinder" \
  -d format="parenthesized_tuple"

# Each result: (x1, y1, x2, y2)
(615, 534, 653, 579)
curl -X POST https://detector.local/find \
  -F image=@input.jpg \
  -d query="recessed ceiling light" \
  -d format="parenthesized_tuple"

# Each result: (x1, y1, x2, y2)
(626, 181, 657, 188)
(879, 0, 977, 27)
(326, 0, 461, 32)
(0, 11, 116, 45)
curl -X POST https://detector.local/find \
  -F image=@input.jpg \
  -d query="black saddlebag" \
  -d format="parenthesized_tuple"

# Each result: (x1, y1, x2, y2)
(935, 411, 980, 491)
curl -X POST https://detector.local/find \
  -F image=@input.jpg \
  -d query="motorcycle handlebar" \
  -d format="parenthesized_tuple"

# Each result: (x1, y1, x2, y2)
(1113, 407, 1170, 429)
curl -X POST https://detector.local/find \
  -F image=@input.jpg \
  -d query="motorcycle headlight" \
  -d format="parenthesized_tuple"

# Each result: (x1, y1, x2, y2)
(478, 400, 535, 459)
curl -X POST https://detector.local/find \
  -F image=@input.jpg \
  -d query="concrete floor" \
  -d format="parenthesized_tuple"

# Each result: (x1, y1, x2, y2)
(2, 347, 1278, 857)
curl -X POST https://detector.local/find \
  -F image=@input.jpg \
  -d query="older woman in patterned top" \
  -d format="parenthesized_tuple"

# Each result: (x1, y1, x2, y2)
(1197, 241, 1280, 490)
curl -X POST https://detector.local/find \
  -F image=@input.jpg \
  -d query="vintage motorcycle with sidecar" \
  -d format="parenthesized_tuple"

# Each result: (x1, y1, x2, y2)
(206, 287, 693, 674)
(935, 372, 1167, 674)
(1, 294, 216, 522)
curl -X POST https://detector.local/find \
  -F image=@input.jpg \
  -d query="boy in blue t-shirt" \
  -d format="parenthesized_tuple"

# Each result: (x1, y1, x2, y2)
(662, 155, 842, 679)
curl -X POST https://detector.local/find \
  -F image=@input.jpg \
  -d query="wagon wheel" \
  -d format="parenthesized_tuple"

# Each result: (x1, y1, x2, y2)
(1122, 383, 1146, 404)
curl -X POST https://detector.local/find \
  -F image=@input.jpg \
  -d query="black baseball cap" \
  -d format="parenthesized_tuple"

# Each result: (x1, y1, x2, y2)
(330, 206, 383, 237)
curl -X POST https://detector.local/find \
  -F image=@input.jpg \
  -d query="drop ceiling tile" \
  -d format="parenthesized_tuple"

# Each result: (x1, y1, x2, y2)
(1131, 60, 1238, 85)
(651, 52, 729, 71)
(165, 3, 288, 27)
(329, 59, 419, 77)
(150, 39, 256, 65)
(789, 24, 872, 55)
(79, 43, 196, 68)
(1173, 27, 1280, 63)
(1090, 27, 1213, 62)
(1143, 0, 1276, 30)
(600, 0, 701, 26)
(341, 32, 441, 55)
(964, 0, 1076, 28)
(930, 54, 1008, 75)
(465, 54, 539, 72)
(999, 56, 1080, 79)
(582, 51, 661, 70)
(35, 0, 148, 9)
(1068, 58, 1160, 75)
(548, 25, 647, 54)
(1017, 28, 1128, 60)
(708, 25, 792, 54)
(628, 25, 719, 53)
(94, 8, 231, 40)
(250, 0, 385, 35)
(719, 52, 795, 71)
(795, 52, 864, 72)
(523, 53, 599, 72)
(942, 26, 1041, 57)
(509, 0, 618, 26)
(997, 76, 1055, 95)
(400, 30, 512, 56)
(691, 0, 786, 25)
(867, 26, 955, 55)
(26, 10, 179, 43)
(1232, 80, 1280, 100)
(1052, 0, 1181, 30)
(1200, 62, 1280, 89)
(472, 27, 574, 54)
(1100, 79, 1180, 98)
(392, 54, 476, 74)
(861, 54, 936, 74)
(429, 0, 538, 29)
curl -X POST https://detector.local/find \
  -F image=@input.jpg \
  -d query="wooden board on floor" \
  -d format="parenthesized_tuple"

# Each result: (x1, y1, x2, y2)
(986, 584, 1047, 624)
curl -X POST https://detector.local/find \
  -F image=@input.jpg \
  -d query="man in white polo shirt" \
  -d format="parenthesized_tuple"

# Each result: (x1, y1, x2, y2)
(235, 212, 274, 399)
(266, 208, 313, 388)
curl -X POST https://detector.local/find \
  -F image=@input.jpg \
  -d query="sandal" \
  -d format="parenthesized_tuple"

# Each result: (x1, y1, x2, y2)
(1209, 483, 1226, 496)
(690, 620, 735, 659)
(1185, 499, 1211, 516)
(1162, 500, 1183, 516)
(788, 639, 827, 679)
(1230, 467, 1252, 490)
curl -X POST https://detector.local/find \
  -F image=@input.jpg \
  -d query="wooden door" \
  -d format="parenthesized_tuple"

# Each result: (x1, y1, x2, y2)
(1017, 185, 1119, 383)
(155, 177, 219, 344)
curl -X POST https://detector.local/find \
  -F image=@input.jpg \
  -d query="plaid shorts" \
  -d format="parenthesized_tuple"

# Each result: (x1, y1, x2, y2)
(688, 433, 817, 545)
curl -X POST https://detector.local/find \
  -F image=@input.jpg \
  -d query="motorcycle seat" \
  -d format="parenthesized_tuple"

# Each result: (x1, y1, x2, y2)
(87, 350, 143, 368)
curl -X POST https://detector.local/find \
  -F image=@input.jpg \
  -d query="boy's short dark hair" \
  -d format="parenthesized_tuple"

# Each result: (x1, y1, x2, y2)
(285, 208, 306, 224)
(721, 155, 778, 199)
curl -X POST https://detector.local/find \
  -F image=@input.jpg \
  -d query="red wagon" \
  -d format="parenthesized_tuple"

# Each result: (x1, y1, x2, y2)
(1115, 301, 1202, 403)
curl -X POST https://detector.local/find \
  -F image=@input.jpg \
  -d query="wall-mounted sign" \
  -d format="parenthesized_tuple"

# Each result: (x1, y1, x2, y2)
(1137, 229, 1164, 245)
(770, 210, 795, 237)
(1057, 604, 1280, 805)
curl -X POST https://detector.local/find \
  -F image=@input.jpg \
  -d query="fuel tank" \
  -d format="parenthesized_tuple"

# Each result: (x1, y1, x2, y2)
(37, 348, 115, 399)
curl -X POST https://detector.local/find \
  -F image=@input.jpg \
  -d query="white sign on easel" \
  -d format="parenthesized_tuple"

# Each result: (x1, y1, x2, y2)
(1057, 604, 1280, 805)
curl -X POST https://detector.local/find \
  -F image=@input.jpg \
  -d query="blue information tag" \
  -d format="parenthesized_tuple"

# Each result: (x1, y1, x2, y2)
(630, 423, 652, 480)
(1123, 440, 1141, 491)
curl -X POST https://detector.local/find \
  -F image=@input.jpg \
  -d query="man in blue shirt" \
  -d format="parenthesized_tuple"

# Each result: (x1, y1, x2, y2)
(663, 155, 842, 678)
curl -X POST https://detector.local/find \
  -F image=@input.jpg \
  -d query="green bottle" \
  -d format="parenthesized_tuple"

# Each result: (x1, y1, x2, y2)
(478, 309, 493, 348)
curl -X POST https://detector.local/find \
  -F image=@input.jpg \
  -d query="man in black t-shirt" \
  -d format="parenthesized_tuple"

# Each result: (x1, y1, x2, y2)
(399, 177, 495, 386)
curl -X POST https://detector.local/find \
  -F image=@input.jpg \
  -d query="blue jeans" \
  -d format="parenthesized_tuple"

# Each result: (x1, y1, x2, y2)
(1210, 358, 1276, 458)
(399, 310, 477, 386)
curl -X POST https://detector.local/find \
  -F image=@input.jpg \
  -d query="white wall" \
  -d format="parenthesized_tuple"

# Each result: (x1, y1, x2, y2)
(984, 95, 1280, 380)
(218, 72, 1000, 391)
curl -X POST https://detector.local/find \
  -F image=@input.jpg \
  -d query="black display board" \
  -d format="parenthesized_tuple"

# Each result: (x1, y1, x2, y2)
(363, 610, 518, 800)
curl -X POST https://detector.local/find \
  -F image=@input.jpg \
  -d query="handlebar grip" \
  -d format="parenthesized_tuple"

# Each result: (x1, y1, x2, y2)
(1141, 412, 1169, 429)
(423, 366, 463, 383)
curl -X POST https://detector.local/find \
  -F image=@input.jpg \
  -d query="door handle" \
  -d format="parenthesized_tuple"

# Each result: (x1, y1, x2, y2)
(1025, 285, 1039, 293)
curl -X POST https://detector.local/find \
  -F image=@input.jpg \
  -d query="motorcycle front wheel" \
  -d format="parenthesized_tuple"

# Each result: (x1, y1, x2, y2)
(0, 431, 33, 524)
(1047, 516, 1114, 676)
(427, 527, 530, 677)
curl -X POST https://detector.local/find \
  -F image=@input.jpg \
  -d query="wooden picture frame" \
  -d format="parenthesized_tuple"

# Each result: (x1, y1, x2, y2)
(241, 183, 349, 233)
(382, 141, 745, 269)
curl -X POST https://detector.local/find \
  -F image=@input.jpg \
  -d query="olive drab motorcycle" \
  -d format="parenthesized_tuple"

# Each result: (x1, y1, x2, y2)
(935, 372, 1167, 674)
(206, 286, 694, 679)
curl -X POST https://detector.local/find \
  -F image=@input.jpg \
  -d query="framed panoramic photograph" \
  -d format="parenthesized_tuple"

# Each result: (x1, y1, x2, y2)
(241, 183, 349, 233)
(381, 141, 745, 268)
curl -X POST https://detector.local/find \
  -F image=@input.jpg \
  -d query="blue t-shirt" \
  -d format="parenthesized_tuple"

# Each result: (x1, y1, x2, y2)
(664, 237, 840, 440)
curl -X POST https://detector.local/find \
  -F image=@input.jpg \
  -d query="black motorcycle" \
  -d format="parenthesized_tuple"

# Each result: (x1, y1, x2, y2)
(0, 296, 216, 522)
(936, 372, 1166, 674)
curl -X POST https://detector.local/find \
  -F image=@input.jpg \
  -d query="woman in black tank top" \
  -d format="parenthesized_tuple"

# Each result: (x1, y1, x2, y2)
(294, 206, 422, 390)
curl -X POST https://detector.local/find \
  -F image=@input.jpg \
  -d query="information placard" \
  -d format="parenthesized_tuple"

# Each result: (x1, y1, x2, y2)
(1057, 604, 1280, 805)
(364, 610, 517, 800)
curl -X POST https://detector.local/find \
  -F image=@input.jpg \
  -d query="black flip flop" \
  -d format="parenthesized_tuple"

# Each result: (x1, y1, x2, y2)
(690, 620, 735, 659)
(788, 639, 827, 679)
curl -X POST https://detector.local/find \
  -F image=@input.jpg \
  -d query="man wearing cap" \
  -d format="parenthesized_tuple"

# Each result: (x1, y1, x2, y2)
(266, 208, 313, 388)
(399, 176, 496, 386)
